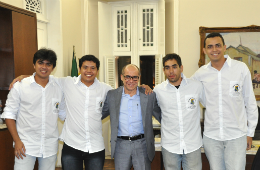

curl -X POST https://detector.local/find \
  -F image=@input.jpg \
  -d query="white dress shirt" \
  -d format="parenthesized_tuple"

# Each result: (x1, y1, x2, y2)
(2, 74, 65, 158)
(56, 76, 112, 153)
(154, 74, 204, 154)
(192, 55, 258, 141)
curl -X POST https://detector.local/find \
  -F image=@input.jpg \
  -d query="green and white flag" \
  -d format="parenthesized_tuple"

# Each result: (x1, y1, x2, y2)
(71, 46, 78, 77)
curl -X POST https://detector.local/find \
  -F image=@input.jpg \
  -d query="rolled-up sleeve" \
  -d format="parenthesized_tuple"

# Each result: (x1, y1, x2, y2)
(2, 84, 21, 120)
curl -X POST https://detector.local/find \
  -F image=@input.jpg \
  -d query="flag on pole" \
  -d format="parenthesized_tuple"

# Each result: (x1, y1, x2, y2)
(71, 46, 78, 77)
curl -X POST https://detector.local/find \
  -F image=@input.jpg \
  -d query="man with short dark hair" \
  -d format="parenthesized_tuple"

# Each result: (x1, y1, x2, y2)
(192, 33, 258, 170)
(2, 48, 66, 170)
(154, 53, 204, 170)
(102, 64, 161, 170)
(58, 55, 112, 170)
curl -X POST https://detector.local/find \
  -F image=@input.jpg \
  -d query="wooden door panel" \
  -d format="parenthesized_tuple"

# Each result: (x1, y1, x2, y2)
(12, 11, 38, 78)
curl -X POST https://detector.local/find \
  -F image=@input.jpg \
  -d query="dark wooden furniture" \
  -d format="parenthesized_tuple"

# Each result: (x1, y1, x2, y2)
(0, 128, 15, 170)
(0, 1, 38, 170)
(0, 1, 37, 103)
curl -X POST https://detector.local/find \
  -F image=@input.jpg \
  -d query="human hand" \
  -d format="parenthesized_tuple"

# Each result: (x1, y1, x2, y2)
(9, 75, 28, 90)
(14, 140, 26, 159)
(247, 136, 252, 150)
(140, 84, 153, 95)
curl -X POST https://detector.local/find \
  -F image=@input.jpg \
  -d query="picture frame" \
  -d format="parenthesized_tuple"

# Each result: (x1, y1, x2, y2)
(198, 25, 260, 100)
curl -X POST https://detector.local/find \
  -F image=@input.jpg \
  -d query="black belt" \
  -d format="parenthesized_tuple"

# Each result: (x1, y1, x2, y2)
(117, 134, 145, 141)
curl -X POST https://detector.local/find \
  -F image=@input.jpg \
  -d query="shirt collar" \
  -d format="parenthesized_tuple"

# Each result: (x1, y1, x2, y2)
(75, 75, 99, 89)
(205, 54, 231, 69)
(29, 72, 54, 84)
(122, 86, 140, 96)
(74, 75, 82, 84)
(166, 73, 187, 88)
(225, 54, 232, 67)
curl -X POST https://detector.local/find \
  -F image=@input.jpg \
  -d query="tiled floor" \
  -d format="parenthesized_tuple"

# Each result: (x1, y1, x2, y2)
(55, 159, 115, 170)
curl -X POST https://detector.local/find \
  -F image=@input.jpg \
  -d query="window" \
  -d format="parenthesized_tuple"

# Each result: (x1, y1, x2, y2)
(140, 55, 155, 89)
(24, 0, 42, 14)
(116, 56, 131, 87)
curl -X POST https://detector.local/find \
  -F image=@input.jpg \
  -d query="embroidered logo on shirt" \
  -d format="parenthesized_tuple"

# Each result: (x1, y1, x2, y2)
(99, 101, 103, 107)
(234, 84, 240, 92)
(231, 84, 241, 96)
(187, 97, 196, 109)
(53, 102, 59, 113)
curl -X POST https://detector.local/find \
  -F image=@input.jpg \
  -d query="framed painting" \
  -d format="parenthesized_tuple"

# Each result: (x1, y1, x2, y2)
(198, 25, 260, 100)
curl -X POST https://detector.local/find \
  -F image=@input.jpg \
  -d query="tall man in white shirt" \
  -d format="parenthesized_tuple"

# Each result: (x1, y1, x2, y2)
(2, 49, 66, 170)
(153, 53, 204, 170)
(192, 33, 258, 170)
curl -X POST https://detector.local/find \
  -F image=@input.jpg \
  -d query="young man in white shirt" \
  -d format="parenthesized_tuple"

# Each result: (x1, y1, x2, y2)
(192, 33, 258, 170)
(58, 55, 112, 170)
(2, 49, 66, 170)
(153, 53, 204, 170)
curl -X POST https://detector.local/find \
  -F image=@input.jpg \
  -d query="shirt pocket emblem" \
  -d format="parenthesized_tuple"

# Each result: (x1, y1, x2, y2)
(229, 81, 242, 97)
(96, 97, 103, 113)
(52, 98, 60, 114)
(185, 94, 198, 110)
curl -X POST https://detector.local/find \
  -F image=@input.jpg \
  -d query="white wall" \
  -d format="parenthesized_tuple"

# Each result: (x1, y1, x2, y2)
(0, 0, 23, 7)
(62, 0, 83, 76)
(165, 0, 174, 54)
(88, 0, 99, 58)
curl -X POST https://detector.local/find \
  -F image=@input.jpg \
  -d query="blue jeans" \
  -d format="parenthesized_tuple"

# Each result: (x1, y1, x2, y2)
(203, 135, 247, 170)
(61, 143, 105, 170)
(14, 154, 57, 170)
(162, 147, 202, 170)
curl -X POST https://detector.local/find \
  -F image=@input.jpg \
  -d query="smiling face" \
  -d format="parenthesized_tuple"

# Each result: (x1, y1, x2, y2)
(203, 36, 226, 64)
(121, 65, 140, 94)
(163, 59, 183, 86)
(33, 59, 54, 80)
(80, 60, 99, 87)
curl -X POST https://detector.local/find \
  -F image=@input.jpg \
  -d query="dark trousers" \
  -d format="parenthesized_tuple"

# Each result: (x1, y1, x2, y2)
(61, 143, 105, 170)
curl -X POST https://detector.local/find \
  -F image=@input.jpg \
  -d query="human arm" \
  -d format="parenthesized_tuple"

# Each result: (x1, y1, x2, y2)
(242, 69, 258, 138)
(5, 119, 26, 159)
(101, 93, 110, 120)
(9, 75, 67, 90)
(9, 75, 30, 90)
(198, 82, 206, 107)
(3, 86, 26, 159)
(247, 136, 253, 150)
(152, 93, 161, 124)
(58, 94, 66, 121)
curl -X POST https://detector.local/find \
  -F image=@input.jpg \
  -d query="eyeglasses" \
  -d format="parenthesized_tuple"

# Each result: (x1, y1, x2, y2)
(123, 75, 139, 81)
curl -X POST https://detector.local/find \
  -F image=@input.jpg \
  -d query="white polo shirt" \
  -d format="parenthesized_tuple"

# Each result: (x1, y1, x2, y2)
(154, 74, 205, 154)
(192, 55, 258, 141)
(2, 74, 65, 158)
(56, 76, 112, 153)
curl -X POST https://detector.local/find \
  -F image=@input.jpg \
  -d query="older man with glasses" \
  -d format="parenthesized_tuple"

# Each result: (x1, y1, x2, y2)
(102, 64, 161, 170)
